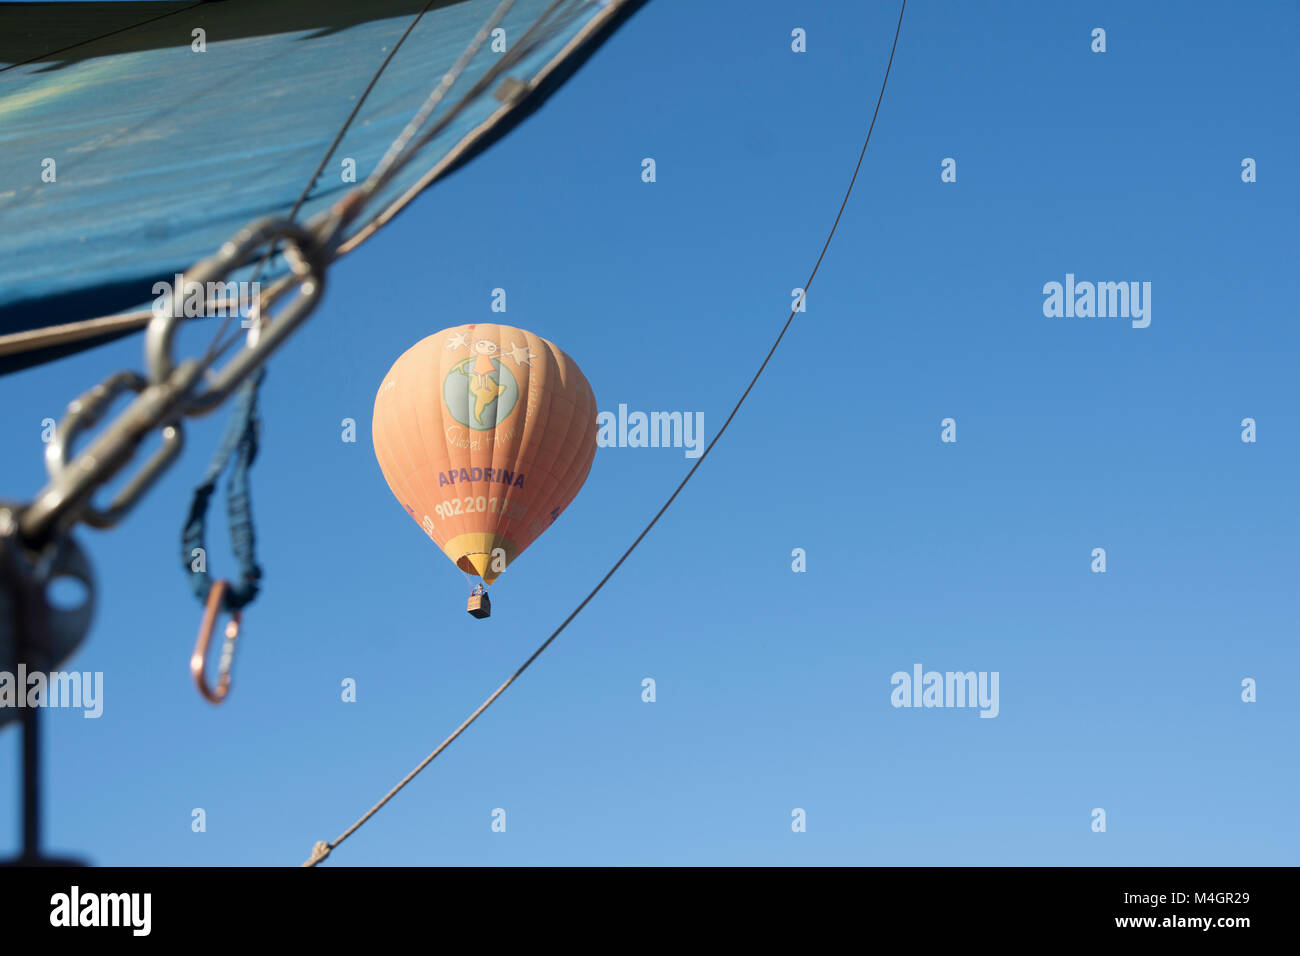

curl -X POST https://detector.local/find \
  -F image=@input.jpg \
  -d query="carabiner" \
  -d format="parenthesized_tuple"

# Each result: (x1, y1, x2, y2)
(191, 579, 241, 704)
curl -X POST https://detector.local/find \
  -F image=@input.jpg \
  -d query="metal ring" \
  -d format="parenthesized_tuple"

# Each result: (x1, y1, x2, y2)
(146, 218, 327, 417)
(42, 371, 186, 530)
(79, 423, 183, 529)
(44, 372, 148, 480)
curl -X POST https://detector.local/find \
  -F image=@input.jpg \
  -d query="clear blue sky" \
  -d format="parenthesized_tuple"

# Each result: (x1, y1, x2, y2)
(2, 0, 1297, 865)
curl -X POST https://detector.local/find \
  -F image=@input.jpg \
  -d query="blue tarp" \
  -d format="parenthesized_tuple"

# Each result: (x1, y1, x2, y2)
(0, 0, 645, 372)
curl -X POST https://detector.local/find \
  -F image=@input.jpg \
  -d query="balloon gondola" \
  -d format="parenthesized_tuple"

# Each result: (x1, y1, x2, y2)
(467, 583, 491, 619)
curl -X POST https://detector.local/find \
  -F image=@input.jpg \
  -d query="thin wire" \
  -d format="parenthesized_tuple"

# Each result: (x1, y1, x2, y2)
(0, 2, 204, 75)
(204, 0, 576, 373)
(367, 0, 522, 192)
(201, 0, 448, 370)
(365, 0, 575, 198)
(302, 0, 908, 867)
(200, 0, 557, 374)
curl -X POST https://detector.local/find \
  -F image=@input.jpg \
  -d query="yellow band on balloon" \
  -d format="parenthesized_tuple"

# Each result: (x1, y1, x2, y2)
(445, 532, 519, 584)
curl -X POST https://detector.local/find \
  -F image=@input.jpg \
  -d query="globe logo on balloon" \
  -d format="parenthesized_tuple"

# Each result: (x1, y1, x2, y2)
(444, 356, 519, 430)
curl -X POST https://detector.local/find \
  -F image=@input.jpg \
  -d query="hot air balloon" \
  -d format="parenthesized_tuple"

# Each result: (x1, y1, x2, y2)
(372, 324, 597, 617)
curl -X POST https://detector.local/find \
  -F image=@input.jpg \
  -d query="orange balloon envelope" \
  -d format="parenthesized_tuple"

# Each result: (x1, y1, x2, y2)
(372, 324, 597, 585)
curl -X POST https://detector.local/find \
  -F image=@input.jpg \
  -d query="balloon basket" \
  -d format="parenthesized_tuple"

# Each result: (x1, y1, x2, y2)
(467, 592, 491, 619)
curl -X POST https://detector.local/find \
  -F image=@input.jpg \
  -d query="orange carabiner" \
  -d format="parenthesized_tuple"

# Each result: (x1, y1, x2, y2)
(191, 579, 241, 704)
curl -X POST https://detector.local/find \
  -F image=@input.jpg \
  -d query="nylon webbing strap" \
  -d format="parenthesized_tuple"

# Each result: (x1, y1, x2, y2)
(182, 367, 265, 610)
